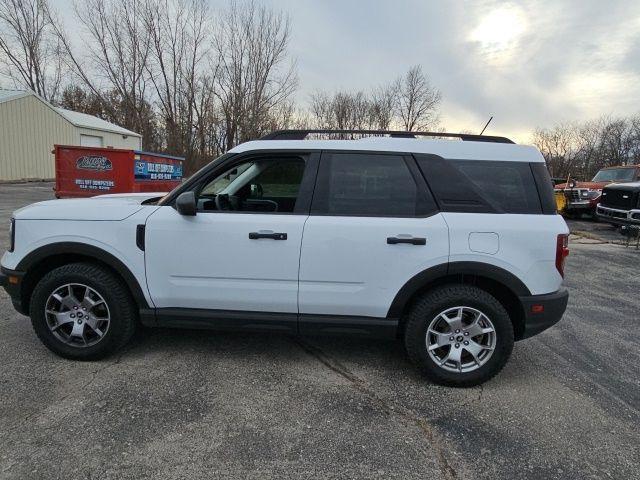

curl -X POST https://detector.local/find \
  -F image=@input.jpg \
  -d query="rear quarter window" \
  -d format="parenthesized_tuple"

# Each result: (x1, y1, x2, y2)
(416, 155, 543, 214)
(452, 160, 542, 214)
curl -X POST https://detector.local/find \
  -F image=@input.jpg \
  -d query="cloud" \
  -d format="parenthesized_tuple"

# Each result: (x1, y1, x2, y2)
(52, 0, 640, 142)
(262, 0, 640, 141)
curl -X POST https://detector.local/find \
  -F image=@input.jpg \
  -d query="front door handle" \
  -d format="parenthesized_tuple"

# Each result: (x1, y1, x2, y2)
(387, 236, 426, 245)
(249, 231, 287, 240)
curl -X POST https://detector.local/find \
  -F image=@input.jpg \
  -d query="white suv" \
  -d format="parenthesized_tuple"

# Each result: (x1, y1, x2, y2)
(1, 130, 569, 387)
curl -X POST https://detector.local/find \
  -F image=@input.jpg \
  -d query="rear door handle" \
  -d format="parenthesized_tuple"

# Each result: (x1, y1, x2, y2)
(249, 231, 287, 240)
(387, 236, 426, 245)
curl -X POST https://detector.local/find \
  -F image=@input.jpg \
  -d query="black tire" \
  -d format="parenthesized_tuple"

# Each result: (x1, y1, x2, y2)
(403, 284, 514, 387)
(29, 262, 137, 360)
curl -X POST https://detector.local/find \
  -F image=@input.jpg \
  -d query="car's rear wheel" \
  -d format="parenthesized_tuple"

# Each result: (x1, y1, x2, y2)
(29, 263, 137, 360)
(404, 284, 514, 387)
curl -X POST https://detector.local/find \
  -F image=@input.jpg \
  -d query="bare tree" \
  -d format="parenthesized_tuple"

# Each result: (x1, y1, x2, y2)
(532, 123, 579, 178)
(532, 115, 640, 180)
(369, 83, 395, 130)
(308, 91, 332, 128)
(598, 117, 634, 168)
(629, 114, 640, 164)
(50, 0, 153, 138)
(214, 0, 297, 150)
(395, 65, 441, 131)
(286, 108, 313, 130)
(142, 0, 211, 166)
(345, 91, 370, 129)
(309, 90, 371, 131)
(574, 118, 604, 177)
(0, 0, 63, 100)
(307, 66, 441, 133)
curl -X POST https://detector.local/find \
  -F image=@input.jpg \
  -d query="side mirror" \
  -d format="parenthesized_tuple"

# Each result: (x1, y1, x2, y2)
(176, 191, 197, 216)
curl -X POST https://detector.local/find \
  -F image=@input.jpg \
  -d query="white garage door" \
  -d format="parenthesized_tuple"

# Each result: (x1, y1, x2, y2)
(80, 134, 103, 147)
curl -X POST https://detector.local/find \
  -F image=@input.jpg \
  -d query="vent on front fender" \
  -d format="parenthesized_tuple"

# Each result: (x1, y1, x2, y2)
(136, 225, 145, 251)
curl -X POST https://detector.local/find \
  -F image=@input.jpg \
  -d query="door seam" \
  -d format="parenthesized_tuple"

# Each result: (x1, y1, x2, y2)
(297, 215, 311, 331)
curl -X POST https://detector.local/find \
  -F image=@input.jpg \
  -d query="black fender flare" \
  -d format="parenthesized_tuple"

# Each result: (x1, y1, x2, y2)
(16, 242, 150, 309)
(387, 261, 531, 318)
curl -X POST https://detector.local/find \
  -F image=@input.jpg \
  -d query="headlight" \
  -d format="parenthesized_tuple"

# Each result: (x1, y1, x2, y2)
(8, 218, 15, 252)
(582, 189, 602, 200)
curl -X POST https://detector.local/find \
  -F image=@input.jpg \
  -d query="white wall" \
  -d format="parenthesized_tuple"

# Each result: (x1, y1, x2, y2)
(76, 127, 142, 150)
(0, 95, 75, 181)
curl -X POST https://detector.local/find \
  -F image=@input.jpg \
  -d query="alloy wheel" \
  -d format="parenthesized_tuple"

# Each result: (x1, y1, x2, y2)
(45, 283, 111, 347)
(426, 306, 497, 373)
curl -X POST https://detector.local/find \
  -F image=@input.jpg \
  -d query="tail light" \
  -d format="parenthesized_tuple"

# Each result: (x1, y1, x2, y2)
(555, 234, 569, 277)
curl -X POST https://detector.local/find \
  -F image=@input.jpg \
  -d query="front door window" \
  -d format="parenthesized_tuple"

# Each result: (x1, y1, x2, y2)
(197, 157, 306, 213)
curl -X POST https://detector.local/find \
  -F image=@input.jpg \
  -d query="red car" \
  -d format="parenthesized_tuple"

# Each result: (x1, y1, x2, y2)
(555, 165, 640, 217)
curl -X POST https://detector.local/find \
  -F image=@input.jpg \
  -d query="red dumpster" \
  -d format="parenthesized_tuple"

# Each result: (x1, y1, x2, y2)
(54, 145, 184, 198)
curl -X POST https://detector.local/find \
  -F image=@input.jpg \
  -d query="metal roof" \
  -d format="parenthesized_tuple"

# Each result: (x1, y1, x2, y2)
(0, 89, 30, 104)
(0, 88, 140, 137)
(55, 107, 140, 137)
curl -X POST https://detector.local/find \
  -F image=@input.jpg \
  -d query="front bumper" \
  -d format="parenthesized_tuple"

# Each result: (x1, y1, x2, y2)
(596, 205, 640, 226)
(564, 201, 595, 211)
(518, 288, 569, 339)
(555, 188, 600, 212)
(0, 266, 26, 315)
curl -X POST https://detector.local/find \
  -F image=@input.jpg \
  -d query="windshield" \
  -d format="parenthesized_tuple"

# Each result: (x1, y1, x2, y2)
(592, 168, 636, 182)
(200, 162, 255, 195)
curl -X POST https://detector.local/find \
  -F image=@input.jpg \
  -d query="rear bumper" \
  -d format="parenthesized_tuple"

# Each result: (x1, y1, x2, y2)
(0, 266, 26, 315)
(596, 205, 640, 225)
(518, 288, 569, 340)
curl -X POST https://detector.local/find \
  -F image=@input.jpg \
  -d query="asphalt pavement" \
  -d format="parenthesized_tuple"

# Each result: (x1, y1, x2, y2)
(0, 182, 638, 479)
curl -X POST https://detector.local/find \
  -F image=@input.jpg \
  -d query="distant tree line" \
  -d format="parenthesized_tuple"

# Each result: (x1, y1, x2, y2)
(532, 116, 640, 180)
(306, 66, 441, 132)
(0, 0, 442, 174)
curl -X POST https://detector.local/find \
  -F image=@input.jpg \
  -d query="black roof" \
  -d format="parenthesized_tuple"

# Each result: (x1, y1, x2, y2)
(259, 129, 515, 144)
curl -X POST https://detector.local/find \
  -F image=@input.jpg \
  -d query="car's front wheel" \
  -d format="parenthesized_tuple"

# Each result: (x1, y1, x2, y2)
(404, 284, 514, 387)
(29, 263, 137, 360)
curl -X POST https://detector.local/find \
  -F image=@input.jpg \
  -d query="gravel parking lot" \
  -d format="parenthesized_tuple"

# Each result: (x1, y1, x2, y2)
(1, 182, 638, 480)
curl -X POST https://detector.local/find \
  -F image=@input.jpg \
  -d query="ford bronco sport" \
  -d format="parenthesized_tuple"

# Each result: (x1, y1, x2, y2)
(1, 130, 570, 387)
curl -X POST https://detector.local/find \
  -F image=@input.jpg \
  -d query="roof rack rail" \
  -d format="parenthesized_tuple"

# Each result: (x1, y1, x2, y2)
(259, 129, 515, 144)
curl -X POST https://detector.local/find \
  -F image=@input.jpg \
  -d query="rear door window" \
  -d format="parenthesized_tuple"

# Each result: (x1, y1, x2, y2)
(311, 153, 436, 217)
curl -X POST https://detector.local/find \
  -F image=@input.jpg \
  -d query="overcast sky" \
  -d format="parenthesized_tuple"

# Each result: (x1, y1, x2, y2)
(56, 0, 640, 142)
